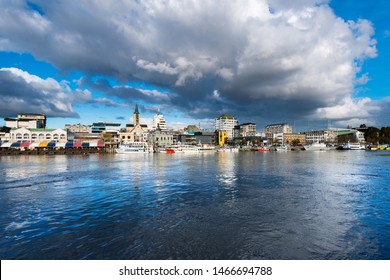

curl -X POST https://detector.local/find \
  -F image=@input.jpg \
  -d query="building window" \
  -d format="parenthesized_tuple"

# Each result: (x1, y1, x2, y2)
(16, 133, 22, 140)
(60, 134, 66, 140)
(53, 134, 59, 140)
(32, 134, 37, 140)
(23, 133, 29, 140)
(39, 133, 44, 140)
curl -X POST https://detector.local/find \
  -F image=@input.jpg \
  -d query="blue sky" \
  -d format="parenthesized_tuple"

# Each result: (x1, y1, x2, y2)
(0, 0, 389, 132)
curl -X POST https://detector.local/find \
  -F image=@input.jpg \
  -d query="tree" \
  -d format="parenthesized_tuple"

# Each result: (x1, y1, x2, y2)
(380, 126, 390, 144)
(364, 127, 380, 144)
(291, 139, 300, 146)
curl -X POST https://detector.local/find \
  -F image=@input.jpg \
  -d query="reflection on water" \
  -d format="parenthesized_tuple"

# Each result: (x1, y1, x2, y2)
(0, 152, 389, 259)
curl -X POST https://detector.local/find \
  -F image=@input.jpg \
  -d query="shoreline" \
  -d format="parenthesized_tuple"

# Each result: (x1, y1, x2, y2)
(0, 147, 112, 156)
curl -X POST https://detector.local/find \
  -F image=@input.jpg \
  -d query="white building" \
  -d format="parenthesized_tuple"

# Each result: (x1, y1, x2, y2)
(8, 127, 67, 141)
(152, 110, 167, 130)
(304, 130, 338, 144)
(5, 114, 46, 129)
(215, 114, 238, 140)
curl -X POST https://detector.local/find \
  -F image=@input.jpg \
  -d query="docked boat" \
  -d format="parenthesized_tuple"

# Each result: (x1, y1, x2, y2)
(258, 147, 270, 152)
(217, 147, 239, 152)
(342, 142, 366, 150)
(115, 142, 150, 153)
(273, 145, 289, 151)
(162, 145, 200, 153)
(303, 142, 329, 151)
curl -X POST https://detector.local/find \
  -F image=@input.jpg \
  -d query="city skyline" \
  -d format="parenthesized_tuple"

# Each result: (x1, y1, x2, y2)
(1, 0, 389, 132)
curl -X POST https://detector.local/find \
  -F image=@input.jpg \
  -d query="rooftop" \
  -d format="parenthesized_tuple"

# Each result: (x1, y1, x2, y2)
(216, 114, 236, 119)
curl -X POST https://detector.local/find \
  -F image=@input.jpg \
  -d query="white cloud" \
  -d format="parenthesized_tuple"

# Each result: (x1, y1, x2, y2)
(313, 97, 380, 119)
(0, 67, 124, 118)
(0, 0, 380, 125)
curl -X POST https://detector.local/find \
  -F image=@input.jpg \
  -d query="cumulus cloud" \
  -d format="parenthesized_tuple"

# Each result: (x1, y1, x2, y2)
(0, 0, 380, 128)
(313, 97, 380, 119)
(0, 67, 78, 117)
(0, 67, 123, 118)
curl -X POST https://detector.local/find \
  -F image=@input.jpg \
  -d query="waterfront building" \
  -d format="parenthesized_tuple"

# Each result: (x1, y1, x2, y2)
(234, 123, 256, 138)
(217, 131, 227, 146)
(336, 129, 365, 144)
(65, 123, 91, 133)
(177, 132, 215, 146)
(265, 123, 292, 142)
(303, 130, 338, 144)
(91, 122, 121, 134)
(215, 114, 238, 140)
(119, 104, 149, 143)
(152, 110, 167, 130)
(0, 126, 11, 141)
(5, 114, 46, 129)
(280, 133, 305, 145)
(8, 127, 67, 141)
(148, 129, 174, 148)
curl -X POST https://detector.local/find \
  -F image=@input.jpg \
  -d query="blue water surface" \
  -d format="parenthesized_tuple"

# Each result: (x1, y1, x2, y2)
(0, 151, 389, 259)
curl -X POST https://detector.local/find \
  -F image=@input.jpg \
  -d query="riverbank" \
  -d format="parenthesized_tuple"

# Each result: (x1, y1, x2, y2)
(0, 147, 112, 156)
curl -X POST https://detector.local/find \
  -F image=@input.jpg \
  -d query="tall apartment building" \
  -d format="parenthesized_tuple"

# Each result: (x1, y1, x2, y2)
(152, 110, 167, 130)
(5, 114, 46, 129)
(215, 114, 238, 140)
(265, 123, 292, 141)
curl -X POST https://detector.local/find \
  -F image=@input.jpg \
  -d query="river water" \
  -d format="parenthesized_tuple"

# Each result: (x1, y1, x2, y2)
(0, 151, 389, 259)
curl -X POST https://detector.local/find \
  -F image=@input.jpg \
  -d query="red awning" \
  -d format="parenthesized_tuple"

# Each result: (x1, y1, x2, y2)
(20, 141, 31, 148)
(97, 140, 105, 147)
(73, 140, 82, 147)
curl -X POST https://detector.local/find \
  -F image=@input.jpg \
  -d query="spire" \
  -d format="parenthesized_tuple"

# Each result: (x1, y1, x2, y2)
(133, 103, 140, 126)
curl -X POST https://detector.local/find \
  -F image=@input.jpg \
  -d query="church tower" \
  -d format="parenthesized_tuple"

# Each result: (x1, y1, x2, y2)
(133, 104, 140, 126)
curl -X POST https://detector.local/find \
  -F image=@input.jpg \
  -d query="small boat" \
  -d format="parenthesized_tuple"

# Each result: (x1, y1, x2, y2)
(273, 145, 289, 151)
(116, 142, 150, 153)
(258, 147, 270, 152)
(303, 142, 329, 151)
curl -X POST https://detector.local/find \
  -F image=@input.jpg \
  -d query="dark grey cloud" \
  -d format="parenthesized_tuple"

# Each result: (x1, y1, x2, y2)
(0, 0, 380, 127)
(0, 67, 123, 118)
(0, 67, 78, 118)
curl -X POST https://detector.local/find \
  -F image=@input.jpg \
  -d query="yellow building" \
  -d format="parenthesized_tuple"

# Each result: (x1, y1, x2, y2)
(283, 133, 305, 145)
(217, 131, 227, 146)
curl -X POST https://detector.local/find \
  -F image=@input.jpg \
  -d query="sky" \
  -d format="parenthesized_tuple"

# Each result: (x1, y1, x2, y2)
(0, 0, 389, 132)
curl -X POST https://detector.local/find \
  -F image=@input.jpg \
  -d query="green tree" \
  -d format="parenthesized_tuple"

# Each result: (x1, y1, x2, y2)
(380, 126, 390, 144)
(291, 139, 300, 146)
(364, 127, 380, 144)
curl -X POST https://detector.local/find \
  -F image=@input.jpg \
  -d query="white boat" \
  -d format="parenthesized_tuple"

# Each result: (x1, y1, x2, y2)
(342, 142, 366, 150)
(304, 142, 329, 151)
(162, 145, 200, 153)
(217, 147, 239, 152)
(115, 142, 149, 153)
(273, 145, 289, 151)
(178, 145, 200, 153)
